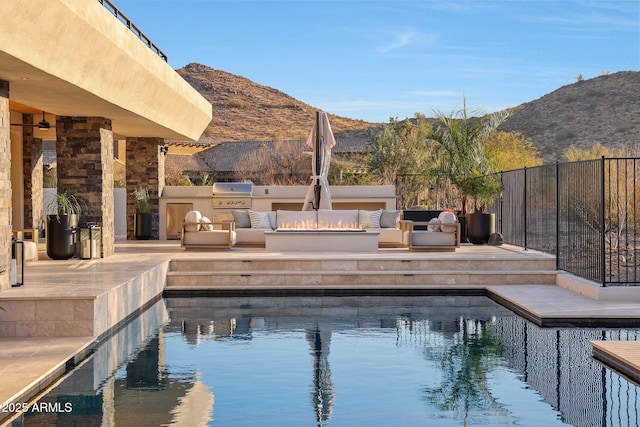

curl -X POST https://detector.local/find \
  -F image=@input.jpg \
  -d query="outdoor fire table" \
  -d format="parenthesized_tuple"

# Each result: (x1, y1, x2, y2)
(264, 230, 379, 252)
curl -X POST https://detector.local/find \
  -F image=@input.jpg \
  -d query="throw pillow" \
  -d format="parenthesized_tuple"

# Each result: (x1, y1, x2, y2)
(267, 211, 277, 229)
(249, 211, 272, 229)
(380, 210, 400, 228)
(231, 209, 251, 228)
(184, 210, 202, 232)
(427, 217, 440, 232)
(200, 216, 214, 231)
(359, 209, 382, 229)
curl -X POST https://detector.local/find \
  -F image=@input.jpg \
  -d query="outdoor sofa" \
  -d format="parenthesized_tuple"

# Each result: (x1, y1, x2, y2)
(231, 209, 405, 247)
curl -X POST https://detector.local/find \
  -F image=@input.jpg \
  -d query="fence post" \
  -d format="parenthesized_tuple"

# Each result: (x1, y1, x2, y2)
(499, 172, 503, 235)
(601, 156, 606, 287)
(555, 161, 560, 271)
(523, 167, 528, 250)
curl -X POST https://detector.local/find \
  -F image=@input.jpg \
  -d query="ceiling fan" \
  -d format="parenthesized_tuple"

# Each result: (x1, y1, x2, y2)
(10, 111, 51, 130)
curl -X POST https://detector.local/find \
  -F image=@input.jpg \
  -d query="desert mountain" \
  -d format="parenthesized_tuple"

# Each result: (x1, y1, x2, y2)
(499, 71, 640, 162)
(177, 63, 639, 163)
(176, 63, 378, 144)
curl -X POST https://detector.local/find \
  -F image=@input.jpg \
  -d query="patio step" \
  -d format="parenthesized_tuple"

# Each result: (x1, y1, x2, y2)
(165, 269, 558, 288)
(167, 257, 556, 272)
(165, 256, 557, 290)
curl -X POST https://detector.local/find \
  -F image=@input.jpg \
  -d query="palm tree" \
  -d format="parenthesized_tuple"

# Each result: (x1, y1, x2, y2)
(429, 100, 511, 214)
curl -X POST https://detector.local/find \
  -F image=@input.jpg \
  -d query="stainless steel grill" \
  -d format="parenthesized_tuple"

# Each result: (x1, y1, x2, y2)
(212, 182, 253, 209)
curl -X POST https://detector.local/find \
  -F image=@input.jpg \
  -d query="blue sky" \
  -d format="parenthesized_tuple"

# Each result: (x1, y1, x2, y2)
(118, 0, 639, 123)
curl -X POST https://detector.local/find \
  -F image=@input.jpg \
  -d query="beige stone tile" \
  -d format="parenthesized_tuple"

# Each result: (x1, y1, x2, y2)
(35, 300, 75, 321)
(0, 321, 16, 337)
(73, 300, 94, 321)
(15, 321, 56, 337)
(322, 260, 358, 271)
(55, 320, 93, 337)
(285, 275, 322, 286)
(0, 301, 35, 321)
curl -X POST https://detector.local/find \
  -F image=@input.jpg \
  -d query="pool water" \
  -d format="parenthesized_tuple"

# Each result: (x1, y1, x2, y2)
(12, 296, 640, 426)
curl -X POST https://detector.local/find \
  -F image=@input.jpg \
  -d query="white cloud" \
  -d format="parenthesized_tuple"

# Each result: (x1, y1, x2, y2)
(376, 28, 418, 53)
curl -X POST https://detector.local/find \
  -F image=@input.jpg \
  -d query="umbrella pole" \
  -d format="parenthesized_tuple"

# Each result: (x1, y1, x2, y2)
(314, 111, 322, 210)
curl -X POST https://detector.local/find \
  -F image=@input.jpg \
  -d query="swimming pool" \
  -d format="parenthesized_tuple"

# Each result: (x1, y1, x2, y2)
(12, 296, 640, 426)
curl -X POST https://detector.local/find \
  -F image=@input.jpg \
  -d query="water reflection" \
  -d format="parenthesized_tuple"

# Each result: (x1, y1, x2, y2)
(306, 325, 334, 425)
(419, 319, 511, 424)
(12, 296, 640, 427)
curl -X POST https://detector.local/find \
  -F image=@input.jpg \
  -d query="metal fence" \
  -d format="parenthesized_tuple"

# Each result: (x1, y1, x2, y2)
(490, 157, 639, 286)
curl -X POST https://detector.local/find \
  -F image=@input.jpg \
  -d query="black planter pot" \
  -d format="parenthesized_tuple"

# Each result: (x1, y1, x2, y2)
(457, 214, 469, 243)
(46, 214, 79, 260)
(466, 212, 496, 245)
(135, 212, 152, 240)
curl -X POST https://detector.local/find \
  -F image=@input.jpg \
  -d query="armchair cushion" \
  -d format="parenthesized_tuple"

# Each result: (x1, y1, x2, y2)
(184, 210, 202, 232)
(183, 230, 237, 246)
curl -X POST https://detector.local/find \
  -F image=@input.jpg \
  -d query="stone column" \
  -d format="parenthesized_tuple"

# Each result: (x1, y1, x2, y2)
(56, 117, 115, 257)
(22, 114, 44, 233)
(0, 81, 11, 291)
(126, 137, 164, 240)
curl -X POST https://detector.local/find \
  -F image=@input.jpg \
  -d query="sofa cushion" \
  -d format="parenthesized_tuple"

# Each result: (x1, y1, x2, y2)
(380, 210, 400, 228)
(359, 210, 382, 229)
(317, 209, 359, 229)
(231, 209, 251, 228)
(236, 228, 268, 244)
(249, 210, 272, 229)
(375, 228, 403, 243)
(277, 210, 317, 229)
(184, 210, 202, 232)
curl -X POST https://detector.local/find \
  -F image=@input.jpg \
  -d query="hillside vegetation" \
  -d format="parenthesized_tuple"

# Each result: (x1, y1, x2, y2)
(499, 71, 640, 162)
(178, 63, 640, 163)
(177, 63, 378, 143)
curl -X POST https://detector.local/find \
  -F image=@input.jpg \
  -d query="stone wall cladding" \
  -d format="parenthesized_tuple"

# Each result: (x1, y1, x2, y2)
(126, 137, 164, 239)
(0, 81, 10, 290)
(56, 117, 114, 257)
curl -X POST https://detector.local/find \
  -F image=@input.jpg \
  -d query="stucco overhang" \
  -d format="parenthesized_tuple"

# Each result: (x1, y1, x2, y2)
(0, 0, 212, 141)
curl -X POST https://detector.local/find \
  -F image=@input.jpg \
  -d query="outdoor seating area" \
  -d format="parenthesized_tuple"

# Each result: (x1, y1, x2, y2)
(181, 208, 461, 251)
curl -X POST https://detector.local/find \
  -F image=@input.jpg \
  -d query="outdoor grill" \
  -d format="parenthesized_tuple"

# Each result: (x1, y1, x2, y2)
(211, 182, 253, 209)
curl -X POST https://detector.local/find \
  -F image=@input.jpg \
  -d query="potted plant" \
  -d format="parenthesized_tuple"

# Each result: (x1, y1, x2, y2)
(132, 185, 152, 240)
(45, 190, 83, 259)
(429, 100, 510, 243)
(462, 172, 502, 244)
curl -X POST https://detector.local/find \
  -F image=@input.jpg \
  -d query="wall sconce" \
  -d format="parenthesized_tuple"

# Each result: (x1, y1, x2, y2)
(160, 146, 169, 156)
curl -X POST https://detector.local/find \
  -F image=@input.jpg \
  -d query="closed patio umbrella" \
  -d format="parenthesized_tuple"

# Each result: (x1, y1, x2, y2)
(303, 111, 336, 211)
